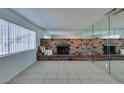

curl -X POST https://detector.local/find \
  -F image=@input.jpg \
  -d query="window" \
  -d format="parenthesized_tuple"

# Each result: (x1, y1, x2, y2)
(44, 35, 50, 39)
(0, 19, 36, 56)
(29, 31, 36, 49)
(0, 19, 8, 55)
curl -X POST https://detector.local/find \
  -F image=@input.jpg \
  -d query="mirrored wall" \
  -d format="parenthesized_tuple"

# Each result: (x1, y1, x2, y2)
(76, 10, 124, 83)
(93, 17, 110, 73)
(110, 11, 124, 83)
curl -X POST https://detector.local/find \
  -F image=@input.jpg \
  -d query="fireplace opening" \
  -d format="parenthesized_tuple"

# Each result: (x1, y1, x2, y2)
(57, 45, 69, 55)
(103, 45, 116, 54)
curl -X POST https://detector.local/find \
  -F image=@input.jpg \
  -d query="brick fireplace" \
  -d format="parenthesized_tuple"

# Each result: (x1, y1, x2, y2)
(37, 39, 124, 61)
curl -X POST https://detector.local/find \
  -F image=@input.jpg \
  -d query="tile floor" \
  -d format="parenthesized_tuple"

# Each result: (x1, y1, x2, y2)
(9, 61, 120, 84)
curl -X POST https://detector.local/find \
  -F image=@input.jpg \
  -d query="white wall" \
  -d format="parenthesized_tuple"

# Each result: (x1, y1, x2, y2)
(0, 9, 48, 83)
(0, 50, 36, 83)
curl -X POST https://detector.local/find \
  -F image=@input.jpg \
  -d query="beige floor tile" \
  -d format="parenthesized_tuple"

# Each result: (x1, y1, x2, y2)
(68, 79, 81, 84)
(57, 80, 68, 84)
(9, 61, 120, 84)
(43, 80, 56, 84)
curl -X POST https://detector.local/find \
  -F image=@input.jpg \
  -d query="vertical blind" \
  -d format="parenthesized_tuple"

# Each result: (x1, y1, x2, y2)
(0, 19, 36, 56)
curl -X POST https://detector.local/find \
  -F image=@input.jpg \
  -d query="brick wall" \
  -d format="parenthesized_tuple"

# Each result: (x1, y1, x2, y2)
(40, 39, 124, 56)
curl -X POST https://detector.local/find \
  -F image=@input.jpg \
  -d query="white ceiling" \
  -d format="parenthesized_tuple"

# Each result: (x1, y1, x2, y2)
(11, 8, 112, 35)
